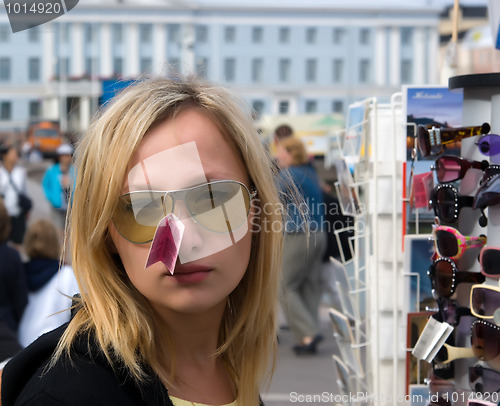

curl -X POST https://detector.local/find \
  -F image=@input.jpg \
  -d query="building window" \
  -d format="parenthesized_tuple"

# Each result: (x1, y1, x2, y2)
(359, 59, 370, 83)
(196, 25, 208, 43)
(112, 24, 123, 44)
(85, 23, 96, 43)
(168, 24, 181, 43)
(306, 59, 317, 82)
(0, 58, 11, 81)
(305, 100, 317, 113)
(28, 26, 39, 42)
(0, 24, 9, 42)
(252, 26, 263, 43)
(279, 101, 289, 114)
(224, 26, 236, 43)
(360, 28, 370, 45)
(85, 57, 98, 77)
(279, 58, 290, 83)
(57, 57, 70, 77)
(28, 57, 40, 81)
(139, 24, 153, 43)
(140, 57, 152, 73)
(333, 59, 344, 83)
(332, 100, 343, 113)
(0, 102, 11, 120)
(196, 57, 208, 78)
(251, 58, 263, 83)
(306, 27, 316, 44)
(59, 23, 69, 44)
(401, 27, 413, 46)
(279, 27, 290, 43)
(252, 100, 265, 118)
(401, 59, 413, 83)
(224, 58, 236, 81)
(29, 100, 41, 118)
(113, 57, 123, 77)
(333, 28, 344, 44)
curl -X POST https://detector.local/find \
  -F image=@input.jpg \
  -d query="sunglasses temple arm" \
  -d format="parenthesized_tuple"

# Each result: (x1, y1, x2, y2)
(457, 272, 486, 285)
(459, 195, 475, 209)
(465, 235, 487, 249)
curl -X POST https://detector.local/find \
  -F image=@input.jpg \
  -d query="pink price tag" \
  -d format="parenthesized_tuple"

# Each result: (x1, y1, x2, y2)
(145, 213, 185, 274)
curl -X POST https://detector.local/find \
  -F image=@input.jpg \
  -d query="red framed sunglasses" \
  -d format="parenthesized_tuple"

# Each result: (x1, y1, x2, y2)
(431, 155, 489, 183)
(417, 123, 490, 157)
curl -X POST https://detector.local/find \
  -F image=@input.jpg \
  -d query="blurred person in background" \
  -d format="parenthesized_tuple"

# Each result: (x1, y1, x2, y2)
(18, 219, 78, 347)
(0, 199, 28, 339)
(276, 136, 327, 355)
(0, 144, 31, 250)
(42, 144, 75, 232)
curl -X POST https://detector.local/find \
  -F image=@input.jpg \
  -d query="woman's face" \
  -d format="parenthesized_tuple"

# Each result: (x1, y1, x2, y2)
(3, 147, 18, 168)
(109, 109, 254, 316)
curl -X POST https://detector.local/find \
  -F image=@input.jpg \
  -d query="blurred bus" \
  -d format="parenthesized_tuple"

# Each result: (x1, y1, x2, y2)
(26, 120, 63, 158)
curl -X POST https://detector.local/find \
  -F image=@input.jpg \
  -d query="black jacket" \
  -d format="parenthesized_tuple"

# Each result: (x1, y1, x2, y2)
(1, 323, 173, 405)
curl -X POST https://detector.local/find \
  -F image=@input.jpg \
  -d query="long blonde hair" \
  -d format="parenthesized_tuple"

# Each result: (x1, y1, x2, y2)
(54, 77, 283, 405)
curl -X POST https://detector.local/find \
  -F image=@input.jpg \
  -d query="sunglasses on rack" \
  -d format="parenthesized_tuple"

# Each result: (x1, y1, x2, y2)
(433, 296, 472, 326)
(434, 342, 475, 364)
(471, 319, 500, 371)
(473, 173, 500, 211)
(430, 184, 475, 224)
(469, 364, 500, 394)
(477, 134, 500, 157)
(481, 164, 500, 184)
(480, 247, 500, 279)
(433, 225, 486, 261)
(431, 155, 489, 184)
(112, 180, 257, 244)
(417, 123, 490, 158)
(470, 284, 500, 323)
(428, 257, 486, 298)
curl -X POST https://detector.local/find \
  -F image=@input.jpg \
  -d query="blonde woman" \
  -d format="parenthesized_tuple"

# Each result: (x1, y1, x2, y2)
(1, 78, 283, 406)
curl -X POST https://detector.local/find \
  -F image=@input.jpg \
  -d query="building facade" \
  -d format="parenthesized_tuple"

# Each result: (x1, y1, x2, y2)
(0, 0, 442, 135)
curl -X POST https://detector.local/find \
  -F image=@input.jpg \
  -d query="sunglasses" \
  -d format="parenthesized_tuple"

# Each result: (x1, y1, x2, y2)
(430, 184, 475, 224)
(471, 319, 500, 370)
(112, 180, 257, 244)
(434, 296, 472, 326)
(469, 364, 500, 394)
(433, 225, 486, 261)
(428, 257, 486, 298)
(480, 247, 500, 279)
(431, 155, 489, 184)
(477, 134, 500, 156)
(417, 123, 490, 157)
(434, 342, 475, 364)
(473, 173, 500, 211)
(467, 402, 498, 406)
(470, 284, 500, 324)
(481, 164, 500, 184)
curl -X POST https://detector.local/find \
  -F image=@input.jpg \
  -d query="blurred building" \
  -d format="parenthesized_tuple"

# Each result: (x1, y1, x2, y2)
(0, 0, 446, 136)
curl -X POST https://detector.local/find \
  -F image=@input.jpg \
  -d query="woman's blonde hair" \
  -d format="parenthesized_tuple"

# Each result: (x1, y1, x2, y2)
(54, 77, 283, 405)
(279, 136, 309, 165)
(24, 219, 61, 260)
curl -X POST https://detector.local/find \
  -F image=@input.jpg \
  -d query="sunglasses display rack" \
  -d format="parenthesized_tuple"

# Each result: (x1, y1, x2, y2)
(407, 73, 500, 406)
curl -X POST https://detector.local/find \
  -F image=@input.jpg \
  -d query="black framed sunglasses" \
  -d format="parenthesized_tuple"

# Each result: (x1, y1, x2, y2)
(429, 184, 475, 224)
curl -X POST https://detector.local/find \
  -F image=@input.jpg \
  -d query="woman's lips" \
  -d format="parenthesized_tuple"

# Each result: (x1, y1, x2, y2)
(166, 264, 212, 283)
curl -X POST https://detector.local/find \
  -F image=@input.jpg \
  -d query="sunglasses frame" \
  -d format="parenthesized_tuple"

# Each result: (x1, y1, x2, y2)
(471, 319, 500, 369)
(470, 284, 500, 321)
(428, 257, 486, 298)
(113, 180, 257, 244)
(430, 184, 475, 224)
(417, 123, 490, 157)
(431, 155, 488, 184)
(433, 225, 487, 260)
(476, 134, 500, 157)
(469, 364, 500, 394)
(480, 246, 500, 279)
(435, 296, 472, 326)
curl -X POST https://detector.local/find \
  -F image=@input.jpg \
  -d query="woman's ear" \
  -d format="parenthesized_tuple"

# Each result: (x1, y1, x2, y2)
(105, 231, 118, 254)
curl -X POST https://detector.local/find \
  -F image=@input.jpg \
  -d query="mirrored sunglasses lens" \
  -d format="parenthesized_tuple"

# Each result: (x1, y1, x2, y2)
(188, 182, 250, 233)
(436, 157, 462, 183)
(482, 249, 500, 276)
(435, 230, 459, 257)
(113, 192, 167, 243)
